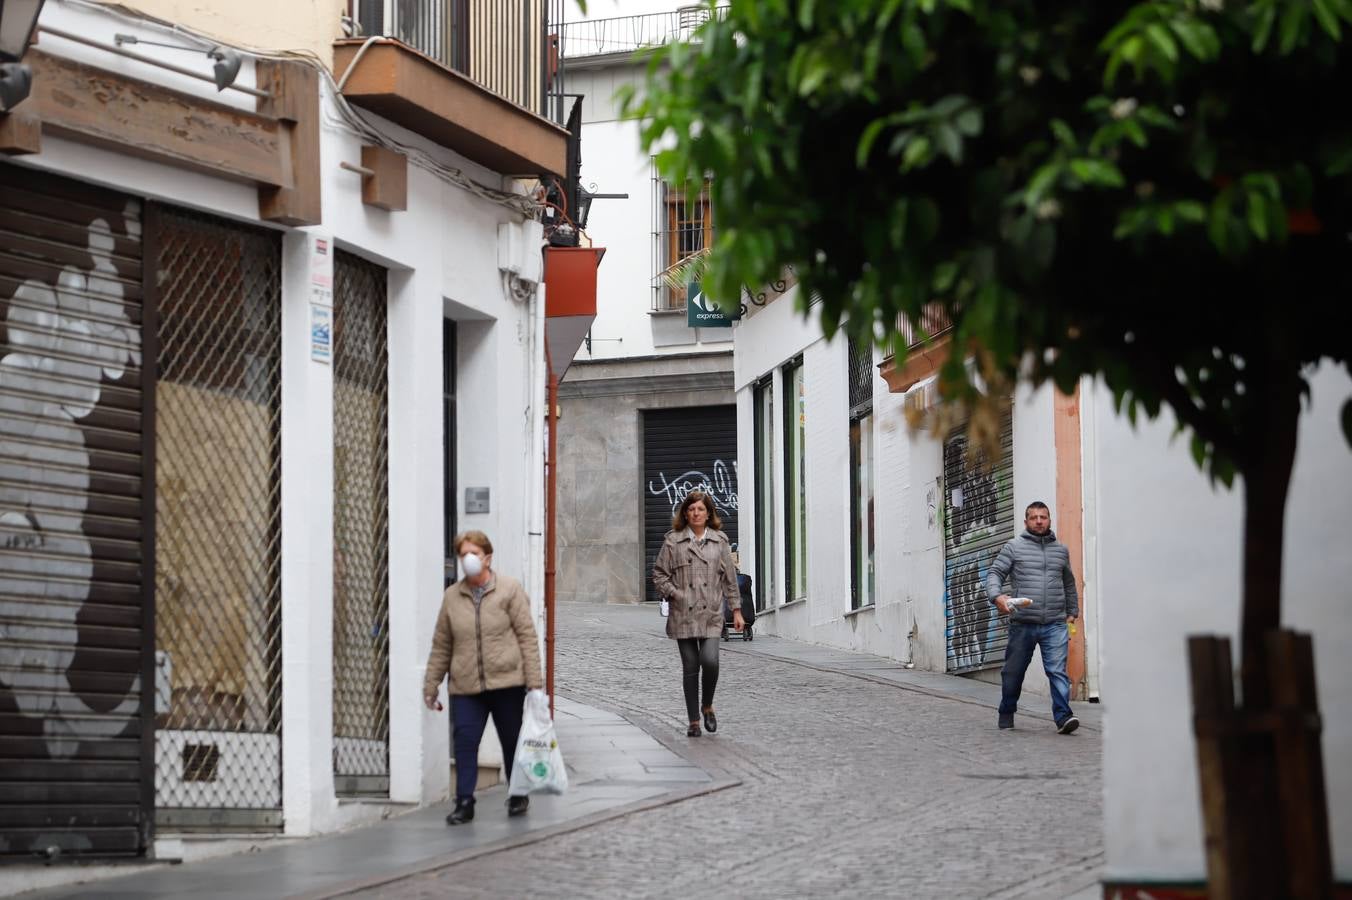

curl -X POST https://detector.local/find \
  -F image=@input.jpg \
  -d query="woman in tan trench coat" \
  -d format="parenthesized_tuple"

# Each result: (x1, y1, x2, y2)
(652, 491, 744, 737)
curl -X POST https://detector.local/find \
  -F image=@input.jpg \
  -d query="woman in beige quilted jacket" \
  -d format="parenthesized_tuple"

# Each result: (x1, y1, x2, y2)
(423, 530, 543, 825)
(652, 491, 743, 737)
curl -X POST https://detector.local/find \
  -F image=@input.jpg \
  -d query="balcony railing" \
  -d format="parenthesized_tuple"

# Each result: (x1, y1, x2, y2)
(558, 5, 729, 59)
(355, 0, 564, 118)
(898, 304, 955, 351)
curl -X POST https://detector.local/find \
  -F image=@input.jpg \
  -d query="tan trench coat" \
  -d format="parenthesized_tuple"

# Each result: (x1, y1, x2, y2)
(652, 528, 740, 639)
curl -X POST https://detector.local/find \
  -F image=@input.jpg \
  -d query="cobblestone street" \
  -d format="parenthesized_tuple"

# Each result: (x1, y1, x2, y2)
(369, 602, 1104, 899)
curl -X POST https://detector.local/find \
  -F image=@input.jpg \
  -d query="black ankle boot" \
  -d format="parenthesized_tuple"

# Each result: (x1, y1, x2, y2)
(446, 798, 475, 825)
(507, 795, 529, 817)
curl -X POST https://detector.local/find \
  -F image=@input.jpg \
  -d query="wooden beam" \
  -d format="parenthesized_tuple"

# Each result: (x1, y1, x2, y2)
(359, 144, 407, 211)
(23, 50, 287, 187)
(0, 111, 41, 155)
(257, 60, 321, 227)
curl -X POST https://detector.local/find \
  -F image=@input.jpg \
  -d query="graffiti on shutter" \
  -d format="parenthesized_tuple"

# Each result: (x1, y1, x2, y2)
(0, 165, 149, 857)
(943, 407, 1015, 673)
(642, 406, 739, 603)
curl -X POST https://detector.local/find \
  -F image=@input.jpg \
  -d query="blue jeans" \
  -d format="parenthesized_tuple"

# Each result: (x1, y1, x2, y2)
(450, 686, 526, 802)
(1000, 621, 1073, 724)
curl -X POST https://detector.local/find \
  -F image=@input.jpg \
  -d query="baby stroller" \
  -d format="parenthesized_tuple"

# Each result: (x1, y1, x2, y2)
(722, 554, 757, 641)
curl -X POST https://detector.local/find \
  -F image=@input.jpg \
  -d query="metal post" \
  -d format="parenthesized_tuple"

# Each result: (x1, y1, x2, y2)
(545, 343, 558, 719)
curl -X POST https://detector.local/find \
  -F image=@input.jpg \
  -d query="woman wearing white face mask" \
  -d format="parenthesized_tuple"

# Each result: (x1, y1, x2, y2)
(423, 531, 543, 824)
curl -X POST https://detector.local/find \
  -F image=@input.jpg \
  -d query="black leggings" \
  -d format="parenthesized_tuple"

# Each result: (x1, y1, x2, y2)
(677, 637, 720, 723)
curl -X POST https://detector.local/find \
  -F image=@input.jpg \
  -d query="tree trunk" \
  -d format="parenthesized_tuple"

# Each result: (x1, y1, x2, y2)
(1208, 375, 1304, 899)
(1238, 379, 1299, 709)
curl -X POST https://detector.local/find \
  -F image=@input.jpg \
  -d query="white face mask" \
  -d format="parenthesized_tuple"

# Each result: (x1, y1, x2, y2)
(460, 552, 484, 578)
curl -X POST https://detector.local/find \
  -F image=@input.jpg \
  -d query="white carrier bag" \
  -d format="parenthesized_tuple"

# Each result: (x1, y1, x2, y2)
(508, 688, 569, 797)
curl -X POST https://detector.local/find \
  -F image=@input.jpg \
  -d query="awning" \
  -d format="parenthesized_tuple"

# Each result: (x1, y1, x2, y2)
(543, 246, 605, 380)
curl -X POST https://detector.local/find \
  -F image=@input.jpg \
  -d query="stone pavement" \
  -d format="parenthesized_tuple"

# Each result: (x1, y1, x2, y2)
(10, 697, 728, 900)
(12, 601, 1104, 899)
(370, 602, 1104, 900)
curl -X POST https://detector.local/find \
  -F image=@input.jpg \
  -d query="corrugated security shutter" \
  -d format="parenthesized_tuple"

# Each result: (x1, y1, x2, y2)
(642, 406, 739, 603)
(944, 408, 1016, 673)
(0, 164, 150, 858)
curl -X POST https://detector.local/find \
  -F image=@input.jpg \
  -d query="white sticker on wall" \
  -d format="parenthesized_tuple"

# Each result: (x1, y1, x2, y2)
(311, 303, 332, 364)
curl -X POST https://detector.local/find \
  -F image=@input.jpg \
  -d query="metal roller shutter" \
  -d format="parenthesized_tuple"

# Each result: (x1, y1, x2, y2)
(944, 407, 1016, 674)
(0, 164, 151, 859)
(642, 406, 739, 603)
(332, 250, 391, 797)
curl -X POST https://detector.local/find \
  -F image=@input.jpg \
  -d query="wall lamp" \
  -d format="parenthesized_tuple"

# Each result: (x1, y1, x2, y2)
(114, 33, 242, 92)
(0, 0, 47, 111)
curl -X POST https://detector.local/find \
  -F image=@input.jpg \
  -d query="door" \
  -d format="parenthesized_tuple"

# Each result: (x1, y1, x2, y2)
(943, 407, 1015, 674)
(0, 164, 151, 858)
(642, 406, 739, 603)
(331, 250, 391, 797)
(149, 206, 284, 832)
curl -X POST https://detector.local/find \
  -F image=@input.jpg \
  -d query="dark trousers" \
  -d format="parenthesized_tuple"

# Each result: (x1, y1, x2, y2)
(677, 637, 719, 723)
(450, 685, 526, 802)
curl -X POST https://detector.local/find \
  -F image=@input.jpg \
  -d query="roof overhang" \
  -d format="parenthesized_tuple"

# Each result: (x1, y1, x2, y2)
(333, 39, 568, 178)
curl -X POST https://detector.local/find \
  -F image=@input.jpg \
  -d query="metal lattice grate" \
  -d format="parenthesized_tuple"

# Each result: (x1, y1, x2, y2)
(151, 207, 283, 829)
(848, 335, 874, 412)
(332, 251, 390, 795)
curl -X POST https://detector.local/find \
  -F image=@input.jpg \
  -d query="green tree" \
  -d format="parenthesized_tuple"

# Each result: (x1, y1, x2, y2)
(625, 0, 1350, 892)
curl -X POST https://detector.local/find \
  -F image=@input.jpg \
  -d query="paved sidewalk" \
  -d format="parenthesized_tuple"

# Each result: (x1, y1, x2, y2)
(12, 697, 733, 900)
(719, 625, 1105, 732)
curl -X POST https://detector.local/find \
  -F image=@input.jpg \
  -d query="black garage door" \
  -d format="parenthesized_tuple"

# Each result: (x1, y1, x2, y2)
(642, 406, 739, 603)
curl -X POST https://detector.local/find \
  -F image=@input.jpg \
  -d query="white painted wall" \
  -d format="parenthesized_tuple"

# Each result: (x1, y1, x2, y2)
(1099, 363, 1352, 882)
(732, 295, 1076, 690)
(21, 0, 547, 841)
(565, 62, 736, 361)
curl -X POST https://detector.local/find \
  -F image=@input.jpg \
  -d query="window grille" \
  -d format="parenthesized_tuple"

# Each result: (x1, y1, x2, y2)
(651, 161, 712, 311)
(848, 335, 874, 413)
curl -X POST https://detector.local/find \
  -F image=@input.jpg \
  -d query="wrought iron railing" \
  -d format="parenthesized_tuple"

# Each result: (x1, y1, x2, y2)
(558, 5, 729, 59)
(898, 304, 955, 351)
(355, 0, 564, 118)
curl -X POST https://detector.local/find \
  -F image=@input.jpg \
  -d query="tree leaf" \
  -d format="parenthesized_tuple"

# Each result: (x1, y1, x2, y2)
(1070, 158, 1126, 187)
(1312, 0, 1342, 39)
(857, 119, 888, 167)
(1279, 2, 1306, 53)
(1252, 1, 1278, 52)
(1051, 118, 1077, 147)
(935, 123, 963, 163)
(1248, 192, 1269, 240)
(902, 135, 933, 170)
(955, 107, 983, 136)
(1145, 23, 1180, 64)
(1175, 200, 1206, 223)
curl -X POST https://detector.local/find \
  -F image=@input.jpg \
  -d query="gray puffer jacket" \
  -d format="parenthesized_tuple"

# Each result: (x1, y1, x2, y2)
(985, 530, 1079, 624)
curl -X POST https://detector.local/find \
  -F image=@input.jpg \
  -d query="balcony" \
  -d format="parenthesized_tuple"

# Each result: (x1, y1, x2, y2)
(336, 1, 569, 177)
(557, 5, 728, 60)
(354, 0, 563, 117)
(879, 304, 958, 394)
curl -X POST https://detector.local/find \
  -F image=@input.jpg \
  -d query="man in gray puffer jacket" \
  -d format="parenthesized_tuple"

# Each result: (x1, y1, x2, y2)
(985, 501, 1080, 734)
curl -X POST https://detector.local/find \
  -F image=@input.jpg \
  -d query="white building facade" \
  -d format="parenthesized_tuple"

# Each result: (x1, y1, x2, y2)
(1, 0, 565, 867)
(734, 289, 1352, 887)
(552, 10, 742, 609)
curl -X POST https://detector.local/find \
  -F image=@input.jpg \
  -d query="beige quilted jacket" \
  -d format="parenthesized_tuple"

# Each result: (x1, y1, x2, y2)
(423, 574, 544, 697)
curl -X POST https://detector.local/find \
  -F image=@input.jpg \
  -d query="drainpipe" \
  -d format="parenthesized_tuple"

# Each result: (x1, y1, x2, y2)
(545, 340, 558, 718)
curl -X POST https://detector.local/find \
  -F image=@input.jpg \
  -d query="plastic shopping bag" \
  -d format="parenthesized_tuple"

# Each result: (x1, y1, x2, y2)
(508, 689, 568, 797)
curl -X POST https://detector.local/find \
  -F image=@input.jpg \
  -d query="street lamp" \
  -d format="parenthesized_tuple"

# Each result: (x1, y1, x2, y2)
(0, 0, 45, 110)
